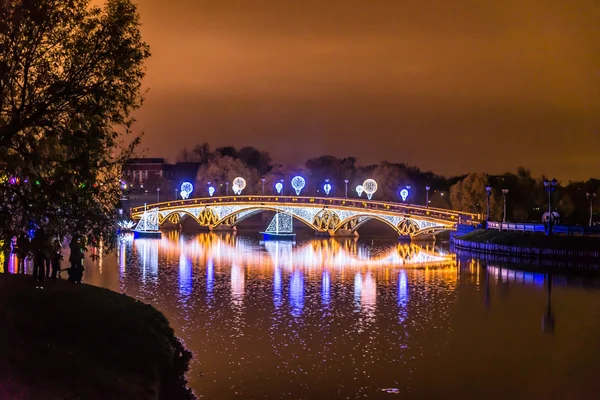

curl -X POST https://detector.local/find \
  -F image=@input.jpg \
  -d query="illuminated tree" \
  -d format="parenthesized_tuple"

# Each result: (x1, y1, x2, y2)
(0, 0, 150, 251)
(450, 173, 496, 217)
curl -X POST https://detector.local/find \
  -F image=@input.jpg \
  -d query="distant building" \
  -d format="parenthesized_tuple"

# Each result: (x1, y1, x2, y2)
(164, 162, 201, 198)
(123, 158, 165, 191)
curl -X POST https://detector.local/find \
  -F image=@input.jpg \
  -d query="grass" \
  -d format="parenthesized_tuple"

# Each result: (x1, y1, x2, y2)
(457, 229, 600, 251)
(0, 273, 195, 400)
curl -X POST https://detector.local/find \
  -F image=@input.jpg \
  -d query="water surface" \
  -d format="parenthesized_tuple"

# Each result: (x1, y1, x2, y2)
(9, 232, 600, 399)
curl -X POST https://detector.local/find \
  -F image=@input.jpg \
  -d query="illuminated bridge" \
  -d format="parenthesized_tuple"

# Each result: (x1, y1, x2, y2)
(130, 196, 479, 240)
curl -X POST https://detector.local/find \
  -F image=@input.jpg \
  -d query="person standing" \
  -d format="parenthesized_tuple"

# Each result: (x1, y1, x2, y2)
(68, 235, 84, 283)
(31, 228, 47, 282)
(15, 232, 29, 273)
(50, 239, 63, 279)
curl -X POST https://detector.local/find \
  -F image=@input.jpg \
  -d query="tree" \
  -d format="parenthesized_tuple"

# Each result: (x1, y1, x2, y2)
(449, 173, 495, 217)
(0, 0, 150, 253)
(195, 156, 257, 196)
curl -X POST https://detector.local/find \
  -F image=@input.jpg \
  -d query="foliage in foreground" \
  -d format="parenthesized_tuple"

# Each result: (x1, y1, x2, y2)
(0, 0, 150, 253)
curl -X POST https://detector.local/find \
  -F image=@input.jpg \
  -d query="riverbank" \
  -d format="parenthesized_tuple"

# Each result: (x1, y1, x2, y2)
(0, 273, 195, 399)
(455, 229, 600, 261)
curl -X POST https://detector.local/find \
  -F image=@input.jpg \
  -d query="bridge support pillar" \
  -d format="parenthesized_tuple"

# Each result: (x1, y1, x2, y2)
(398, 234, 411, 242)
(209, 225, 236, 232)
(411, 233, 436, 242)
(329, 229, 359, 238)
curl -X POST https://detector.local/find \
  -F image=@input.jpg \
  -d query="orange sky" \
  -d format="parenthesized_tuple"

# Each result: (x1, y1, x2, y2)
(100, 0, 600, 180)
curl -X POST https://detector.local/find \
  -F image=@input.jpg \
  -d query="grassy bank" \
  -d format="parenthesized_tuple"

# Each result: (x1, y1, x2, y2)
(457, 229, 600, 251)
(0, 273, 195, 400)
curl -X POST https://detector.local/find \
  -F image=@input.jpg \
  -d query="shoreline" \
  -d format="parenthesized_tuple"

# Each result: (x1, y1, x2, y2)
(0, 273, 196, 400)
(454, 229, 600, 264)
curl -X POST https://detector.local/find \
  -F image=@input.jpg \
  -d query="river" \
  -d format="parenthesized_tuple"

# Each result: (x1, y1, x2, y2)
(10, 231, 600, 399)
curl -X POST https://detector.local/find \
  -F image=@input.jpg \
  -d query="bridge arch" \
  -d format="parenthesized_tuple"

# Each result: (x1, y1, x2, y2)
(213, 206, 321, 231)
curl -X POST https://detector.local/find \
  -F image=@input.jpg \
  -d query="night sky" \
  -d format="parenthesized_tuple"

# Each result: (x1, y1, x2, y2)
(113, 0, 600, 180)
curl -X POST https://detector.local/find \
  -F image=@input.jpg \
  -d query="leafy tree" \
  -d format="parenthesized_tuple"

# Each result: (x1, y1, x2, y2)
(0, 0, 150, 252)
(195, 156, 257, 196)
(449, 173, 495, 217)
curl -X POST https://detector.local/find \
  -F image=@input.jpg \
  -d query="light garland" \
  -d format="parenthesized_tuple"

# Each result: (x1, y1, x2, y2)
(208, 186, 215, 197)
(180, 182, 193, 199)
(400, 188, 409, 202)
(232, 177, 246, 195)
(323, 183, 332, 196)
(291, 176, 306, 195)
(275, 182, 283, 194)
(362, 179, 378, 200)
(356, 185, 364, 197)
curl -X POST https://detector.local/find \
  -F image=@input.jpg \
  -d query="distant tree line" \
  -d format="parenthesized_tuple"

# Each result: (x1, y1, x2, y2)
(177, 144, 599, 226)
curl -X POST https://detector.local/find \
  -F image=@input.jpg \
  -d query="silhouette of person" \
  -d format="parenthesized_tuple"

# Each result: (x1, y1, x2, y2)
(50, 239, 63, 279)
(68, 235, 85, 283)
(31, 228, 47, 282)
(15, 232, 29, 273)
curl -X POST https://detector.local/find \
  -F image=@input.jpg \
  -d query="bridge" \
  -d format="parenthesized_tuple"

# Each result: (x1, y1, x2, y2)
(130, 196, 479, 240)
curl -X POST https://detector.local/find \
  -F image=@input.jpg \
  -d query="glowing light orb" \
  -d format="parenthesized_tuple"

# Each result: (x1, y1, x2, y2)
(180, 182, 194, 199)
(356, 185, 364, 197)
(275, 182, 283, 194)
(208, 186, 215, 197)
(323, 183, 332, 196)
(232, 177, 246, 195)
(362, 179, 378, 200)
(400, 188, 409, 202)
(291, 176, 306, 195)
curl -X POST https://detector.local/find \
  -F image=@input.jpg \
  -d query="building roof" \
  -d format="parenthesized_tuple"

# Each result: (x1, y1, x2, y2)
(125, 158, 165, 165)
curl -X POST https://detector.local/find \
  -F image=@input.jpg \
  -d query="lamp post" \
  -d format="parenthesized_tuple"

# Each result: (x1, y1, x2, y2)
(261, 178, 266, 195)
(485, 186, 492, 223)
(425, 186, 430, 207)
(344, 180, 349, 198)
(543, 178, 557, 235)
(406, 185, 411, 204)
(226, 181, 229, 196)
(156, 187, 160, 203)
(207, 181, 211, 196)
(502, 189, 509, 223)
(586, 192, 597, 227)
(280, 178, 284, 195)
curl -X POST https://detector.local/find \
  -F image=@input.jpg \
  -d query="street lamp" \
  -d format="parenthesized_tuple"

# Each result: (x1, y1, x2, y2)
(586, 192, 597, 227)
(406, 185, 411, 203)
(344, 179, 349, 198)
(279, 178, 284, 195)
(502, 189, 509, 223)
(156, 187, 160, 203)
(543, 178, 557, 235)
(226, 181, 229, 196)
(261, 178, 266, 195)
(425, 186, 430, 207)
(485, 186, 492, 223)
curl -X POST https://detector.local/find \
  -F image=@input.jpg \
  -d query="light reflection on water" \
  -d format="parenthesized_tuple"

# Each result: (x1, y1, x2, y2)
(69, 232, 600, 399)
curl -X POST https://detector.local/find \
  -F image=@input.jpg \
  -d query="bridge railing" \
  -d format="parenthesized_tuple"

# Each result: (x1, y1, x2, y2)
(130, 195, 480, 224)
(487, 221, 594, 235)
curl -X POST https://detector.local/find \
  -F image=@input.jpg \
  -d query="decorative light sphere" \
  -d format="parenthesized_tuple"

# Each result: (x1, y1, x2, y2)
(232, 177, 246, 195)
(291, 176, 306, 195)
(356, 185, 364, 197)
(180, 182, 194, 199)
(275, 182, 283, 194)
(323, 183, 332, 196)
(400, 188, 409, 202)
(362, 179, 378, 199)
(208, 186, 215, 197)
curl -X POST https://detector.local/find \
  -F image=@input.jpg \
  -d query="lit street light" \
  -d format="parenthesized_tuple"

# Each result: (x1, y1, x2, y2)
(502, 189, 509, 223)
(543, 178, 557, 235)
(485, 186, 492, 223)
(406, 185, 411, 204)
(156, 187, 160, 203)
(261, 178, 266, 195)
(344, 179, 349, 198)
(586, 192, 597, 227)
(425, 186, 430, 207)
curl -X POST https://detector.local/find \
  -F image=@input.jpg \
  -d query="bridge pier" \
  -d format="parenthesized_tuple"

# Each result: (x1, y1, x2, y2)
(210, 225, 236, 232)
(328, 229, 359, 238)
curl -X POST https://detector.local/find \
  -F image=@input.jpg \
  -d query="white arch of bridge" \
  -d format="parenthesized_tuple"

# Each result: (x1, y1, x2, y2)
(131, 196, 475, 237)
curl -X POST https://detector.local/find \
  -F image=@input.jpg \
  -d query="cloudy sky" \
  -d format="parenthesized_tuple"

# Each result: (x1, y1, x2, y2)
(112, 0, 600, 180)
